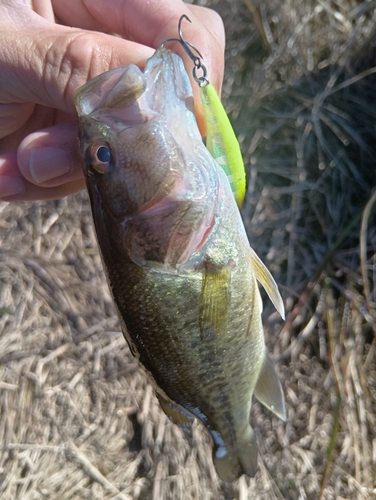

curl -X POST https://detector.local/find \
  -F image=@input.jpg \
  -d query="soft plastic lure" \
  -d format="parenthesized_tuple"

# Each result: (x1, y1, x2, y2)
(163, 15, 246, 208)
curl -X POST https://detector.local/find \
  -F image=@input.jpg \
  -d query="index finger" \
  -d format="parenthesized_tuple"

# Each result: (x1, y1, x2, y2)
(54, 0, 225, 90)
(55, 0, 225, 132)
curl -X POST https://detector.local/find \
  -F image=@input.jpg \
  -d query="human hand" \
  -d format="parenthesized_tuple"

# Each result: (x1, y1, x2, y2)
(0, 0, 225, 201)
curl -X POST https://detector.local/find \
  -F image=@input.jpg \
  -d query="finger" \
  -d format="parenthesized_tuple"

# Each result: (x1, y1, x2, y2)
(54, 0, 225, 90)
(80, 1, 224, 86)
(52, 0, 225, 74)
(54, 0, 225, 133)
(17, 122, 84, 188)
(0, 103, 35, 139)
(79, 0, 225, 133)
(0, 121, 85, 200)
(0, 7, 155, 114)
(52, 1, 226, 66)
(51, 0, 107, 31)
(32, 0, 55, 22)
(189, 5, 226, 70)
(0, 2, 223, 136)
(0, 152, 86, 201)
(0, 103, 73, 155)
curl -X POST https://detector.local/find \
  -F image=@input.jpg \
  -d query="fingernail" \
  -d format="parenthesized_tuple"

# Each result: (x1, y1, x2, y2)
(0, 176, 24, 198)
(29, 147, 73, 184)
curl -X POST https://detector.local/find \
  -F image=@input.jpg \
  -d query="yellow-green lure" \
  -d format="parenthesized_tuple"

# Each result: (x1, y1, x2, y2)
(163, 15, 246, 208)
(199, 83, 246, 208)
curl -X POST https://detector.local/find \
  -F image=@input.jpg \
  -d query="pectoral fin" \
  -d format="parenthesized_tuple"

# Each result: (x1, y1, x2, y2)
(250, 248, 285, 319)
(254, 349, 286, 421)
(199, 264, 231, 338)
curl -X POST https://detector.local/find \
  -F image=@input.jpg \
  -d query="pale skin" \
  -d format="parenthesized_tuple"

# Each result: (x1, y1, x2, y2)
(0, 0, 225, 201)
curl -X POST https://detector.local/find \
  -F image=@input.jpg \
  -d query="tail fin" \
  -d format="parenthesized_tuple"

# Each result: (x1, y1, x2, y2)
(213, 425, 258, 482)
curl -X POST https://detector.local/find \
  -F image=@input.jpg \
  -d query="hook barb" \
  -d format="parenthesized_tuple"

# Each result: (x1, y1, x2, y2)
(162, 15, 203, 65)
(177, 15, 204, 60)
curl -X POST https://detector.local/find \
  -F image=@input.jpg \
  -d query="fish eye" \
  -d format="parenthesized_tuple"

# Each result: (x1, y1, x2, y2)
(87, 142, 112, 174)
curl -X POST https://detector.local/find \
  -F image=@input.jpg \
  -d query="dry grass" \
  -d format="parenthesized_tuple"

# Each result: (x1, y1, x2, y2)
(1, 0, 376, 498)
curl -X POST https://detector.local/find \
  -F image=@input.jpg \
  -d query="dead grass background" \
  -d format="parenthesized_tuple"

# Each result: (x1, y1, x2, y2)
(1, 0, 376, 498)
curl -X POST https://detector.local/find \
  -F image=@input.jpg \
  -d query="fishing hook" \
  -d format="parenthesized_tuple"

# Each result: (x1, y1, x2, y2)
(161, 14, 209, 86)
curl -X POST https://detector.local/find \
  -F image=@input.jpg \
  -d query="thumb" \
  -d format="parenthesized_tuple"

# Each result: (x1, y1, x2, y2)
(0, 7, 154, 114)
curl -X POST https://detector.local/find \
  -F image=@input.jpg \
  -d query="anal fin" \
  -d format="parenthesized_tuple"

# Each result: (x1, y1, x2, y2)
(157, 393, 195, 437)
(254, 349, 286, 421)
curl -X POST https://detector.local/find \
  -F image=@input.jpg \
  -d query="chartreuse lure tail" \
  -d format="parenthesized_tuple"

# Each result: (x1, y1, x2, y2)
(199, 83, 245, 208)
(161, 14, 246, 208)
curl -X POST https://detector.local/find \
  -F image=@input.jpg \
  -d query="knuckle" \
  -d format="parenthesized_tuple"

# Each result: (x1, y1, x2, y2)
(41, 31, 115, 112)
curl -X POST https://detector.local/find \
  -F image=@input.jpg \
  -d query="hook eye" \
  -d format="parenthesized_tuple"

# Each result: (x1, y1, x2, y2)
(193, 64, 209, 86)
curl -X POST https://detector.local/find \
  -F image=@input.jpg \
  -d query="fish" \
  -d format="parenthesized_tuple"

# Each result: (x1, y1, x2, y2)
(74, 45, 286, 482)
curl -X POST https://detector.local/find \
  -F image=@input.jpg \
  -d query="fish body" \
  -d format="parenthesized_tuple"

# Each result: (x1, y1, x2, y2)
(74, 46, 285, 482)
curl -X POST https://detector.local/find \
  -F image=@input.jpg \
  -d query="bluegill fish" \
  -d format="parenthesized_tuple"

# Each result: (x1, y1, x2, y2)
(74, 46, 285, 482)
